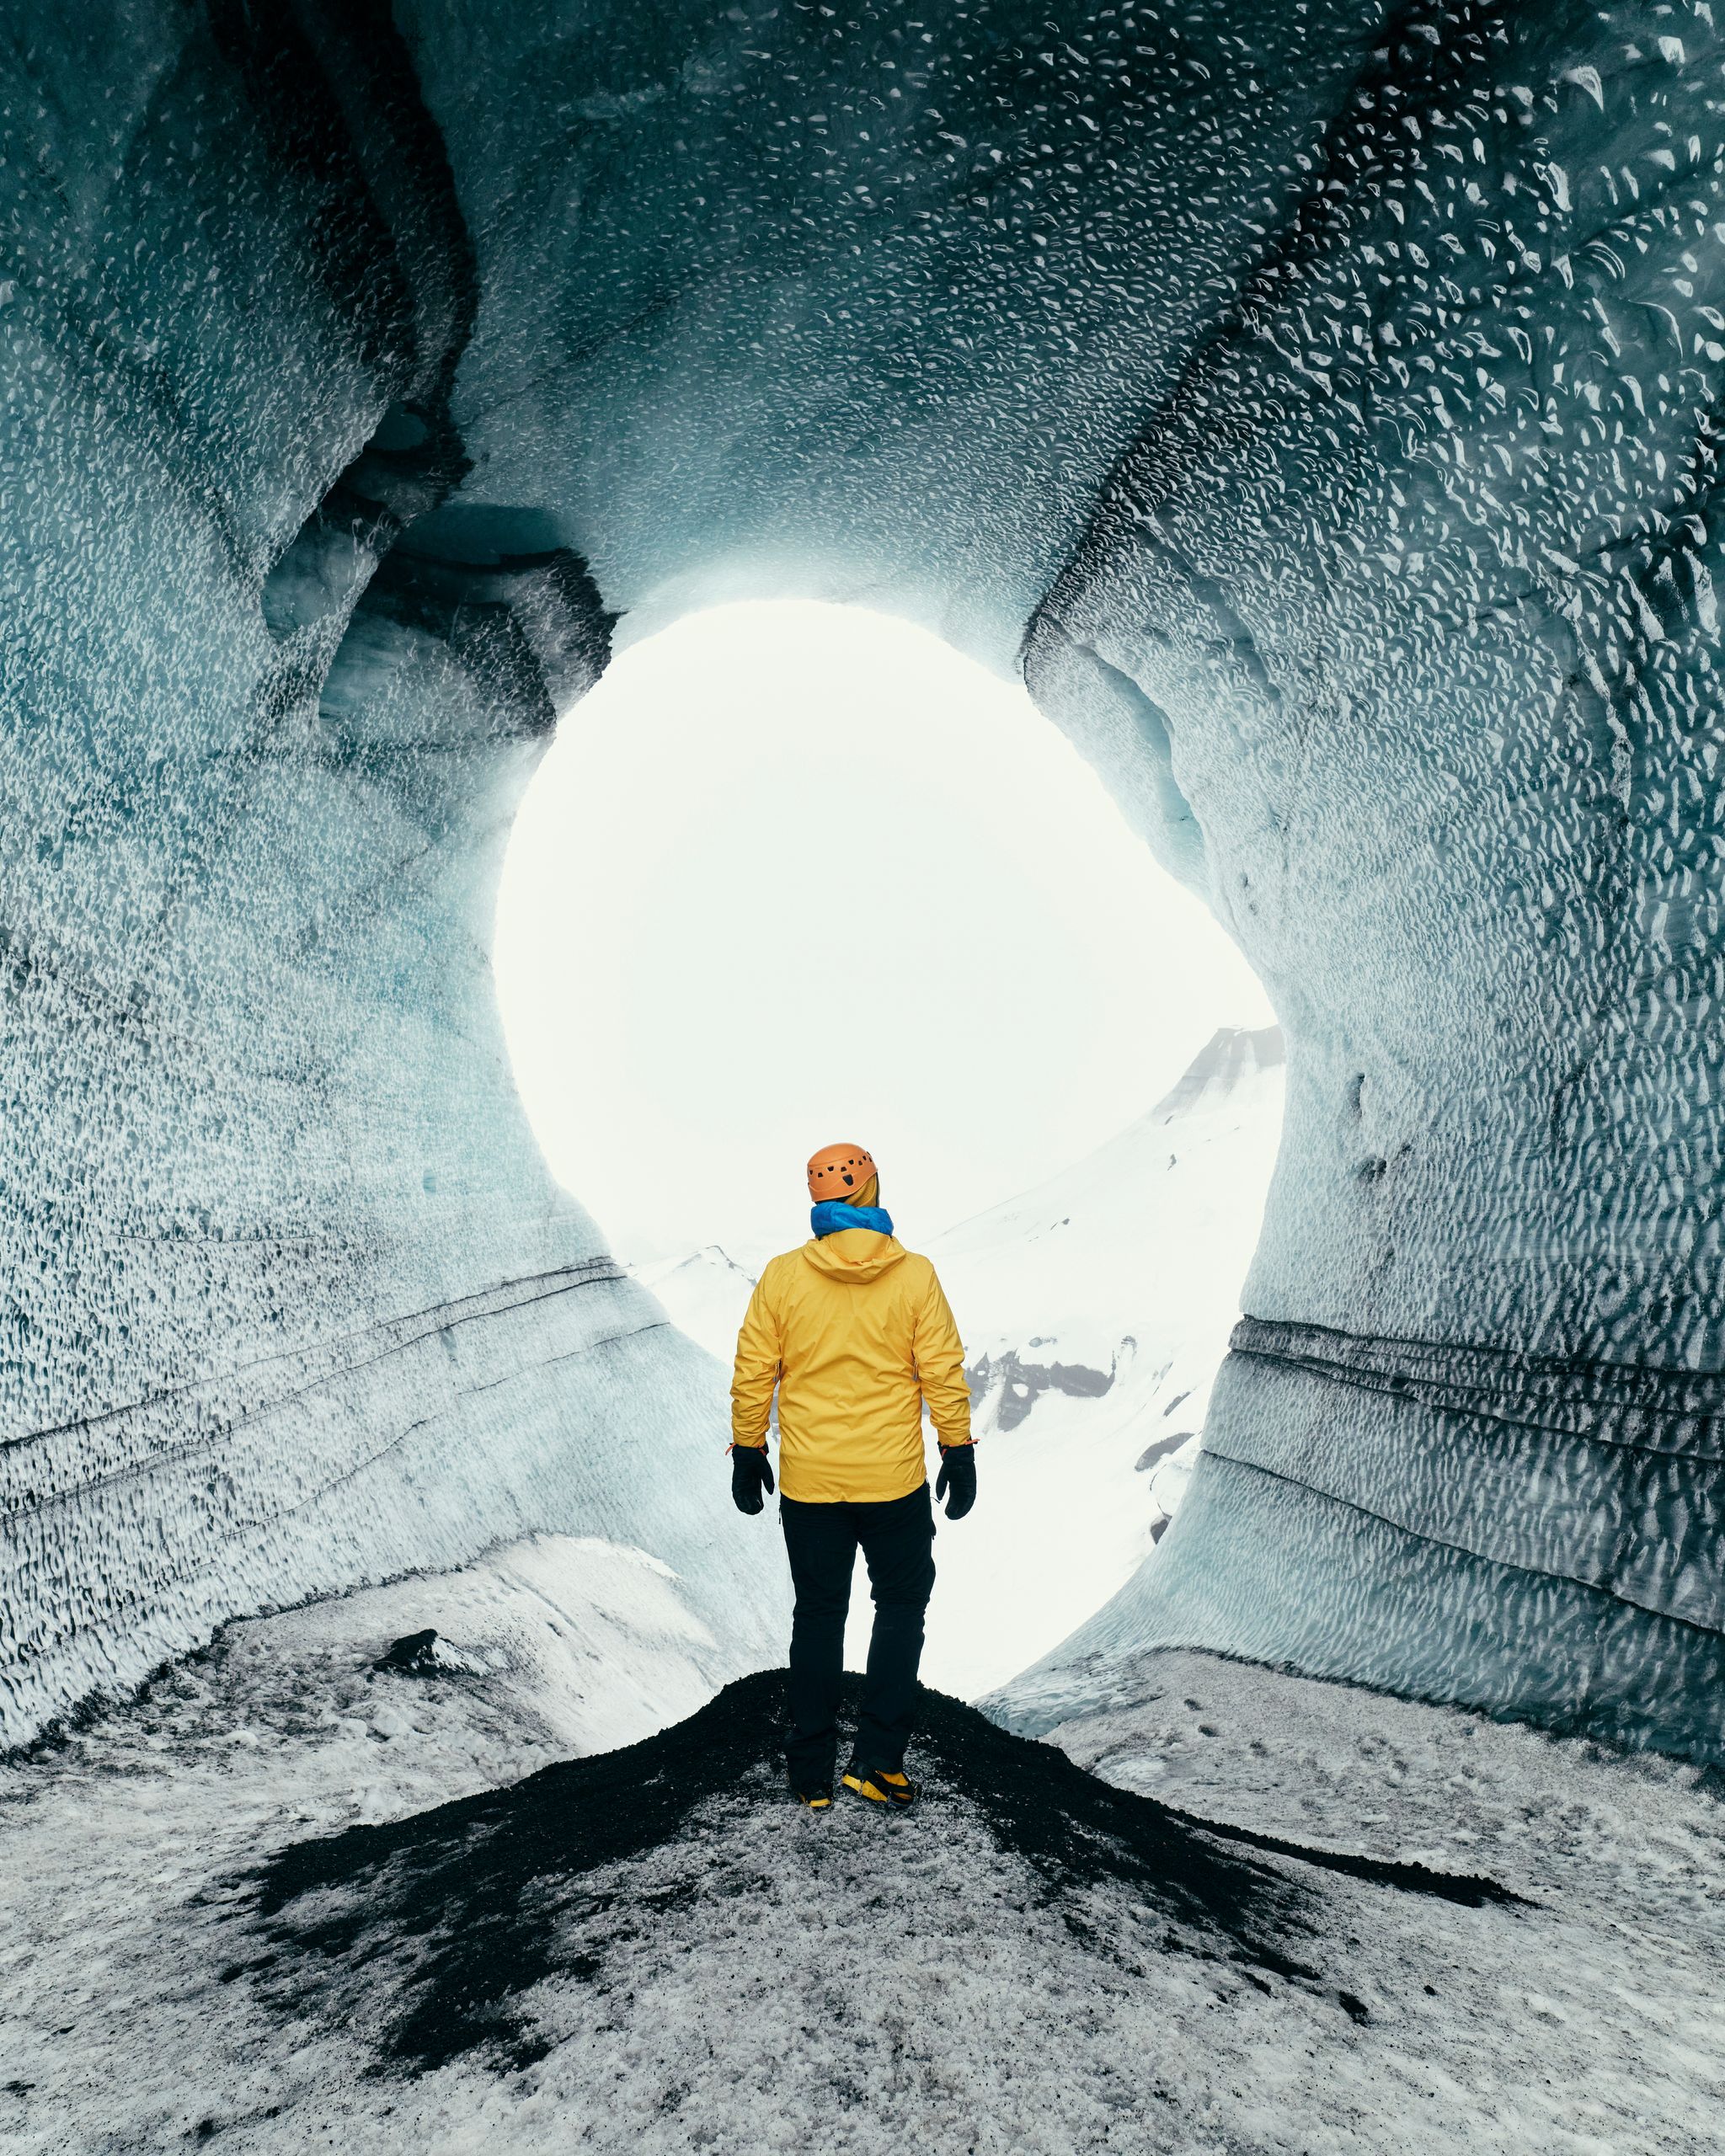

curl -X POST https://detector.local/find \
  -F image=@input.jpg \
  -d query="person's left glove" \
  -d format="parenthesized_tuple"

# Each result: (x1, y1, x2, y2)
(936, 1443, 976, 1520)
(730, 1444, 775, 1514)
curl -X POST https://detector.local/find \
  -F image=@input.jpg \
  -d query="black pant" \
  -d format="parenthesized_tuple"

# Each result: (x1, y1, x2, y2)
(780, 1482, 936, 1788)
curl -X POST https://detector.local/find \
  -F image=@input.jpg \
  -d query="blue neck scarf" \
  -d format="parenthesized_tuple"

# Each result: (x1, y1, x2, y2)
(811, 1200, 895, 1239)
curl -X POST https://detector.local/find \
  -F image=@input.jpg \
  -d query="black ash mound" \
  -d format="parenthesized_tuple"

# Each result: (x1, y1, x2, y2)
(239, 1671, 1521, 2079)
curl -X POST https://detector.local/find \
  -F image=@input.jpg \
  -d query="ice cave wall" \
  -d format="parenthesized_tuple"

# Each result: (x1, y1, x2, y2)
(3, 0, 1722, 1757)
(1012, 0, 1725, 1755)
(0, 1, 801, 1742)
(0, 0, 1399, 1742)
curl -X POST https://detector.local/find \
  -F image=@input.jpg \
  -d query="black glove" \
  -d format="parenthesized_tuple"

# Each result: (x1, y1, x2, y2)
(731, 1444, 775, 1514)
(935, 1443, 976, 1520)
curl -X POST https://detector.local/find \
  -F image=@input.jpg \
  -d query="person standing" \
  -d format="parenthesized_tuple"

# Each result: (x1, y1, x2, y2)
(729, 1142, 976, 1809)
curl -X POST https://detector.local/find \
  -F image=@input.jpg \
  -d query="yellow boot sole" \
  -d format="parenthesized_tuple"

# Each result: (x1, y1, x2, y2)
(842, 1769, 917, 1809)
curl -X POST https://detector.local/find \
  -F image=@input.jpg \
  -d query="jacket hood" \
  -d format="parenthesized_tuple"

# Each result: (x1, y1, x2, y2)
(799, 1227, 909, 1283)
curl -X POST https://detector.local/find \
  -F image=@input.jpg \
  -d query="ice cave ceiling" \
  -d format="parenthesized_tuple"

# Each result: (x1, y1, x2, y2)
(3, 0, 1722, 1756)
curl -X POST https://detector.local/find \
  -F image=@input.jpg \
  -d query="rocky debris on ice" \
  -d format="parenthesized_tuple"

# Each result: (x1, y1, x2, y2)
(372, 1630, 487, 1678)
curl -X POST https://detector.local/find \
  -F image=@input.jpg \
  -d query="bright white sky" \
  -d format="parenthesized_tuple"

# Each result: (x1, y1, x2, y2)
(494, 600, 1274, 1268)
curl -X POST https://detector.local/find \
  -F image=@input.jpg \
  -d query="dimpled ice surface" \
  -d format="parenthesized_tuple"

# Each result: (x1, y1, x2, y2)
(2, 2, 1722, 1757)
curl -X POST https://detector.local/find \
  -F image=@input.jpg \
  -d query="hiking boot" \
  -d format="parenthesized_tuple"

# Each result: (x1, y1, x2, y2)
(791, 1779, 834, 1811)
(841, 1764, 918, 1810)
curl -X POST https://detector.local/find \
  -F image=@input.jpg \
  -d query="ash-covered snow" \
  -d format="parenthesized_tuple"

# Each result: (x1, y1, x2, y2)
(4, 1580, 1720, 2156)
(0, 1532, 773, 2148)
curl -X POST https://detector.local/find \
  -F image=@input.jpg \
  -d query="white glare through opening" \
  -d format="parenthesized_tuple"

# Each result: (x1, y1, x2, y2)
(494, 600, 1273, 1270)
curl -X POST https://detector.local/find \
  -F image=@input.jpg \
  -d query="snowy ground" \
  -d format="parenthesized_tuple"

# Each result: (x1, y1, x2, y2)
(0, 1533, 770, 2148)
(5, 1560, 1721, 2155)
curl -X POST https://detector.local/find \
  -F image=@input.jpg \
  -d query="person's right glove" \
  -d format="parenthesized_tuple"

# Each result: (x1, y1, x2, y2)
(730, 1443, 775, 1514)
(936, 1442, 976, 1520)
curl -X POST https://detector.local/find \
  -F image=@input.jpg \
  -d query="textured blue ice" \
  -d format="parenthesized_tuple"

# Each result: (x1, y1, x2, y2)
(2, 2, 1722, 1755)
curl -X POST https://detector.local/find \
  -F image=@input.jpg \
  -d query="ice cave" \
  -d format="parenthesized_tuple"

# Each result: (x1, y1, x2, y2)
(5, 0, 1723, 1769)
(8, 3, 1725, 2145)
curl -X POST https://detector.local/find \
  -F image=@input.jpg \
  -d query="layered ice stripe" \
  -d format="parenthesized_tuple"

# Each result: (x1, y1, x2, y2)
(1217, 1323, 1725, 1631)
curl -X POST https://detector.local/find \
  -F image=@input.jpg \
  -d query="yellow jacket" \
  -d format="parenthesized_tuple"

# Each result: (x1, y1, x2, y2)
(730, 1229, 972, 1502)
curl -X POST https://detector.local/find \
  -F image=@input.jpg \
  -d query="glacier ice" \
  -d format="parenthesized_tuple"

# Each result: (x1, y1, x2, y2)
(1012, 1, 1725, 1756)
(2, 1, 1722, 1756)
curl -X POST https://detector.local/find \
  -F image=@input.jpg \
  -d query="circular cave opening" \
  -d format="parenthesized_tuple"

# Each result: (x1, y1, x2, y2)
(493, 599, 1279, 1694)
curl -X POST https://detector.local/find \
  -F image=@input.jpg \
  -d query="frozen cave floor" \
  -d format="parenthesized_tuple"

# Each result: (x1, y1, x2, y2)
(3, 1562, 1722, 2156)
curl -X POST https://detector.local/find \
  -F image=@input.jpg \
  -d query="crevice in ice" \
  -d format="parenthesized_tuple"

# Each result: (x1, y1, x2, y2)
(210, 0, 478, 405)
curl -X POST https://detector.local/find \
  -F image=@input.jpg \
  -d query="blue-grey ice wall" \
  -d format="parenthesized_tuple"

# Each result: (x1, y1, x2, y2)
(0, 3, 786, 1742)
(3, 0, 1722, 1757)
(1011, 1, 1725, 1757)
(0, 0, 1399, 1742)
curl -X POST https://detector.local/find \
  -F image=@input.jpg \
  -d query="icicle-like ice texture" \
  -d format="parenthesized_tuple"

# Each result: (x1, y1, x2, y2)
(3, 1, 1722, 1755)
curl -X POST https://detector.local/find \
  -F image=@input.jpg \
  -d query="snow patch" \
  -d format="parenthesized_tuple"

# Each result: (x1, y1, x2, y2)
(7, 1647, 1721, 2153)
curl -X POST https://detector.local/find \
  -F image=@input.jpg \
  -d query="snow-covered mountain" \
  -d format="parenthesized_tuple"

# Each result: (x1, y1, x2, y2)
(631, 1246, 760, 1363)
(923, 1025, 1284, 1695)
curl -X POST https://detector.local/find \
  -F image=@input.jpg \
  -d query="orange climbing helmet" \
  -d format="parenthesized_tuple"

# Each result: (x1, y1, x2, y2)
(807, 1141, 878, 1203)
